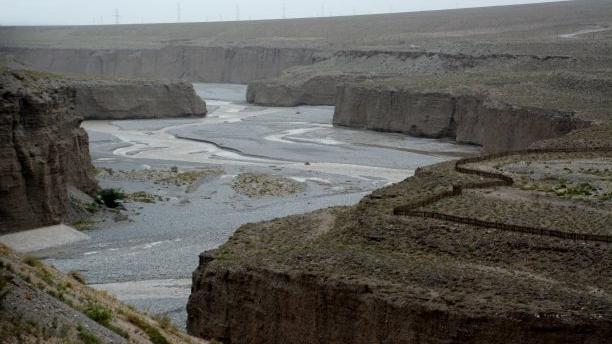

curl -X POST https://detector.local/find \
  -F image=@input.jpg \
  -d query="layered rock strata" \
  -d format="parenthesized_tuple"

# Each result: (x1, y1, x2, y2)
(247, 73, 393, 106)
(0, 70, 97, 232)
(0, 46, 323, 83)
(72, 80, 207, 120)
(333, 85, 590, 152)
(245, 50, 574, 107)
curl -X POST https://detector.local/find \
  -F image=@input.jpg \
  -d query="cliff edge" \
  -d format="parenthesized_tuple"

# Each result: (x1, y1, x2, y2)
(0, 70, 98, 233)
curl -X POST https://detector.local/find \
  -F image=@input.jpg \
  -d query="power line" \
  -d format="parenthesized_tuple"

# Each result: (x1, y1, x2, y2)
(113, 8, 120, 25)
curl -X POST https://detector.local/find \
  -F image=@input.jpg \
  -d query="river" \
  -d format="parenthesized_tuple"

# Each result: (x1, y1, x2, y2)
(38, 83, 479, 329)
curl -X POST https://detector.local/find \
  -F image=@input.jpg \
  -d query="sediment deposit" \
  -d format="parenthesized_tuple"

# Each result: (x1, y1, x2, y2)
(72, 79, 207, 120)
(0, 70, 98, 232)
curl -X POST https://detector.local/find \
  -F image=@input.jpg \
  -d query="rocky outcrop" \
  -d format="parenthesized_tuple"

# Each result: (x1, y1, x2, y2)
(0, 70, 97, 233)
(333, 85, 590, 152)
(72, 80, 207, 120)
(0, 46, 324, 83)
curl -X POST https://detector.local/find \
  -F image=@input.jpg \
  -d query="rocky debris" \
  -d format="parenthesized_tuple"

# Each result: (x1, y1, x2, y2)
(0, 69, 98, 233)
(232, 173, 304, 198)
(72, 79, 207, 120)
(333, 84, 591, 152)
(97, 167, 223, 188)
(124, 191, 158, 204)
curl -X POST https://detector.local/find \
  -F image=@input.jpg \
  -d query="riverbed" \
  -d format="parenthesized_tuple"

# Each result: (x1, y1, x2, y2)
(37, 83, 479, 328)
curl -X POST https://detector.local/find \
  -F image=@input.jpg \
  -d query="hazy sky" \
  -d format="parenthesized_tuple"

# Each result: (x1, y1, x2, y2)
(0, 0, 564, 26)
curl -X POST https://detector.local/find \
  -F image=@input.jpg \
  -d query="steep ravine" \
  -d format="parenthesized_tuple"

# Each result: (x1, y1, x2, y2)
(0, 70, 98, 232)
(333, 85, 590, 152)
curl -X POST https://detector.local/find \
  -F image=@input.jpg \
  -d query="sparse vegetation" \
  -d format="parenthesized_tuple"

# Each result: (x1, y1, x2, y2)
(125, 191, 157, 204)
(77, 324, 103, 344)
(68, 270, 87, 284)
(22, 256, 42, 268)
(127, 313, 170, 344)
(72, 219, 96, 231)
(553, 182, 598, 198)
(154, 313, 178, 333)
(83, 302, 113, 326)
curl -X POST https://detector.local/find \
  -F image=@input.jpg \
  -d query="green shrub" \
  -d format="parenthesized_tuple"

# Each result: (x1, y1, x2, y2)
(84, 302, 113, 326)
(96, 188, 125, 208)
(127, 314, 169, 344)
(77, 324, 102, 344)
(553, 182, 597, 197)
(22, 256, 42, 268)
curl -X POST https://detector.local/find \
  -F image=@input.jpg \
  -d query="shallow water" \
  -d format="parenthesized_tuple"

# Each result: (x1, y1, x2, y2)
(39, 83, 479, 329)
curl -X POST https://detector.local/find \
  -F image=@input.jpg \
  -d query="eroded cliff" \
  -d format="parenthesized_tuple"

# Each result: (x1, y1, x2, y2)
(0, 46, 323, 83)
(0, 70, 97, 232)
(333, 84, 591, 152)
(72, 79, 207, 120)
(245, 49, 575, 107)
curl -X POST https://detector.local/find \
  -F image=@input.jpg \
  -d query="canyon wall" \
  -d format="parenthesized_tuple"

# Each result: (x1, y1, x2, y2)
(245, 50, 574, 107)
(188, 251, 610, 344)
(247, 74, 382, 106)
(0, 46, 323, 83)
(0, 71, 98, 233)
(72, 80, 207, 120)
(333, 85, 590, 152)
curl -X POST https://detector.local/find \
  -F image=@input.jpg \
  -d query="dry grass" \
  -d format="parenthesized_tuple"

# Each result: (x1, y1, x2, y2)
(0, 244, 205, 344)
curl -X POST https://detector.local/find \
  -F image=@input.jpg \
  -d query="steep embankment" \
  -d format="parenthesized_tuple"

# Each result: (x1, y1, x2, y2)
(0, 70, 98, 233)
(333, 84, 590, 152)
(0, 46, 323, 83)
(72, 79, 207, 120)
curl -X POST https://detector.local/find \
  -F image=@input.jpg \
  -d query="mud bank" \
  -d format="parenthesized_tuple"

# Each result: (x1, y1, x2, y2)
(0, 46, 323, 83)
(333, 85, 590, 152)
(72, 79, 207, 120)
(0, 70, 97, 232)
